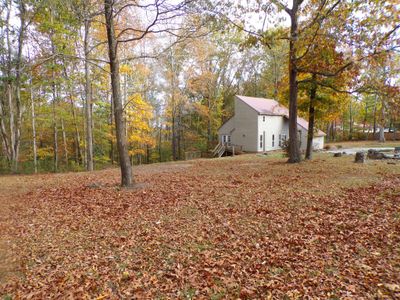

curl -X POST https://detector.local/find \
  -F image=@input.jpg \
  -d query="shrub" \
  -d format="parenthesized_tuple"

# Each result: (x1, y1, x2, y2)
(281, 139, 290, 157)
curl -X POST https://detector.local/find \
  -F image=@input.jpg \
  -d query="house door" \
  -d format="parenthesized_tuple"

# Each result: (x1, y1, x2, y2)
(263, 131, 266, 151)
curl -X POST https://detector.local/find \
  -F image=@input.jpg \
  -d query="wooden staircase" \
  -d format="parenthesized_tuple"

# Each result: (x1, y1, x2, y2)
(212, 142, 226, 158)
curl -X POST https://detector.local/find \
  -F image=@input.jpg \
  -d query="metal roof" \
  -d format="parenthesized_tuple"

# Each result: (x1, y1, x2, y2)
(236, 95, 326, 137)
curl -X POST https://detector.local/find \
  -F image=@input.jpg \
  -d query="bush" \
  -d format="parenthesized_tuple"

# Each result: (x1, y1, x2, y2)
(281, 139, 290, 157)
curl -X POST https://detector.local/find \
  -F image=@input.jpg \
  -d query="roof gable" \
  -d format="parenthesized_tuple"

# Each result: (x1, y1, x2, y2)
(236, 95, 326, 136)
(236, 95, 284, 115)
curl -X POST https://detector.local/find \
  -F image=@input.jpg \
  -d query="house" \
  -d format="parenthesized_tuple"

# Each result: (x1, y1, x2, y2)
(217, 95, 325, 152)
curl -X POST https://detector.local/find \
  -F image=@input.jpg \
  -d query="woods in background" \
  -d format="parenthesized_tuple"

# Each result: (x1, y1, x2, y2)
(0, 0, 399, 178)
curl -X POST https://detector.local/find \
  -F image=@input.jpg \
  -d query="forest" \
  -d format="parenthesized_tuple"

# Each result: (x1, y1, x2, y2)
(2, 1, 400, 298)
(0, 0, 399, 182)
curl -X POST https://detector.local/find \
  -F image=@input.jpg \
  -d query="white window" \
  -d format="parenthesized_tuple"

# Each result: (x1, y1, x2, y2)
(279, 134, 281, 146)
(227, 135, 231, 143)
(263, 116, 266, 122)
(259, 135, 263, 148)
(272, 134, 275, 147)
(222, 135, 226, 143)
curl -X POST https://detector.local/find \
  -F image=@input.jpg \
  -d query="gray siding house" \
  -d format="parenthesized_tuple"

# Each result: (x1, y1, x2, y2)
(218, 95, 325, 152)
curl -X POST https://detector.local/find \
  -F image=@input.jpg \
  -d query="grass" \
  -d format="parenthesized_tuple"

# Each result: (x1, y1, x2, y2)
(0, 150, 400, 298)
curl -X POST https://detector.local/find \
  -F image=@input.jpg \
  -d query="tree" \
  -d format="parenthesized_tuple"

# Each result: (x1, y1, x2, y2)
(104, 0, 133, 186)
(0, 0, 29, 172)
(103, 0, 197, 186)
(72, 0, 102, 171)
(126, 93, 155, 163)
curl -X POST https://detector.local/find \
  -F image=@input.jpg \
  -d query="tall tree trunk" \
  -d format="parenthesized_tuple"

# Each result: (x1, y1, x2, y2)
(158, 124, 162, 162)
(7, 84, 16, 169)
(61, 118, 68, 165)
(287, 3, 301, 163)
(30, 76, 37, 173)
(69, 95, 82, 164)
(362, 104, 367, 135)
(305, 74, 317, 160)
(52, 82, 58, 173)
(177, 111, 182, 160)
(63, 62, 82, 165)
(12, 0, 26, 173)
(172, 111, 177, 160)
(109, 94, 114, 164)
(51, 40, 58, 172)
(0, 98, 11, 161)
(272, 53, 279, 99)
(84, 19, 94, 171)
(207, 99, 212, 150)
(104, 0, 133, 187)
(123, 73, 128, 138)
(333, 120, 336, 140)
(1, 0, 12, 164)
(373, 94, 378, 136)
(349, 101, 353, 140)
(146, 144, 150, 164)
(379, 101, 385, 143)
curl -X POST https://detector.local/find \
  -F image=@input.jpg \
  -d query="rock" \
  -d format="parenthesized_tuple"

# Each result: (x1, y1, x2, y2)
(395, 147, 400, 159)
(334, 152, 342, 157)
(387, 161, 396, 165)
(355, 152, 366, 163)
(367, 149, 388, 159)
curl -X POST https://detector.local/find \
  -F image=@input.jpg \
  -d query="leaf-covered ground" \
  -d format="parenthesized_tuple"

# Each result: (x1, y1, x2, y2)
(1, 154, 400, 299)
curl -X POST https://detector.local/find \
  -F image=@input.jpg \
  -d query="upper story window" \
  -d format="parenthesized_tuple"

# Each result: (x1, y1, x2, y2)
(263, 116, 266, 122)
(272, 134, 275, 147)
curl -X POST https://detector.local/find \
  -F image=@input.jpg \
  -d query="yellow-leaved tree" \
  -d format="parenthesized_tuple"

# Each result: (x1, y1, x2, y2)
(126, 94, 155, 164)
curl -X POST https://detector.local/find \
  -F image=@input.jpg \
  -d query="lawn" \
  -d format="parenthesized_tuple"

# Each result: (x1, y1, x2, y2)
(1, 152, 400, 299)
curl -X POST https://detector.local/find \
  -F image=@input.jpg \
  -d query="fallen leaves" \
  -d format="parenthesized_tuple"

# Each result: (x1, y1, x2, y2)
(0, 155, 399, 299)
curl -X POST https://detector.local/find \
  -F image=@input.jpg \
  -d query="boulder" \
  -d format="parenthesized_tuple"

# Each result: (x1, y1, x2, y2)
(333, 152, 342, 157)
(395, 147, 400, 158)
(355, 152, 366, 163)
(367, 149, 388, 159)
